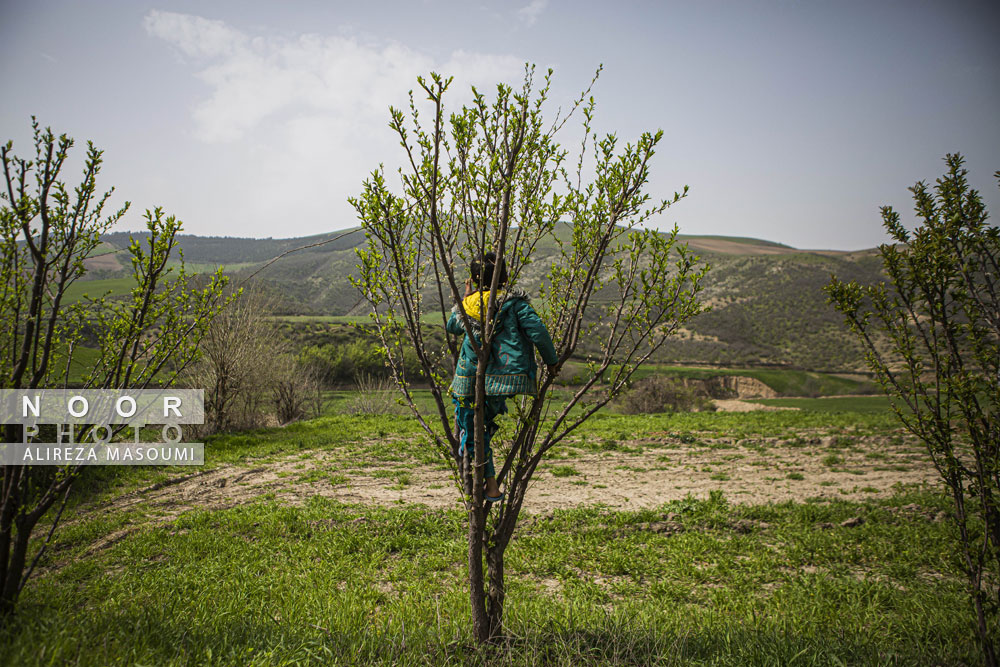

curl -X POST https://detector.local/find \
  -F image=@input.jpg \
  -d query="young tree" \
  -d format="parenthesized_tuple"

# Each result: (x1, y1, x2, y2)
(0, 120, 232, 621)
(185, 286, 323, 432)
(186, 286, 283, 432)
(826, 155, 999, 665)
(351, 66, 708, 642)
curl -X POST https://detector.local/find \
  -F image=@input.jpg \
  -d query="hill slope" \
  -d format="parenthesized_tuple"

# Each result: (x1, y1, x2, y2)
(96, 227, 883, 371)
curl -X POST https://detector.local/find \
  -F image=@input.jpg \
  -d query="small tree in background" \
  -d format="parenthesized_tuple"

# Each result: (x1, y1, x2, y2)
(0, 120, 232, 621)
(186, 286, 281, 432)
(614, 375, 715, 414)
(351, 66, 708, 642)
(185, 286, 323, 431)
(269, 350, 323, 425)
(826, 154, 999, 665)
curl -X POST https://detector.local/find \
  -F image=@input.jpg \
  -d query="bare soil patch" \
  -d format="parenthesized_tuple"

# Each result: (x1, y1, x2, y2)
(78, 432, 935, 524)
(712, 399, 796, 412)
(684, 238, 801, 256)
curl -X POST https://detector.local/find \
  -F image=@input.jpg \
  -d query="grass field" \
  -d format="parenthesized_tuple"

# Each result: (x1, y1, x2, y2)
(321, 388, 892, 423)
(0, 405, 981, 665)
(165, 260, 257, 274)
(61, 276, 139, 304)
(50, 343, 172, 386)
(61, 263, 237, 305)
(63, 345, 102, 384)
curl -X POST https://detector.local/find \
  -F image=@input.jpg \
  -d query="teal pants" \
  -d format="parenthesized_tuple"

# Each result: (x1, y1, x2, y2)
(453, 395, 508, 479)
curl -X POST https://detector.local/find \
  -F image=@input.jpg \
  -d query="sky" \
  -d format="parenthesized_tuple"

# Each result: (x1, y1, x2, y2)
(1, 0, 998, 250)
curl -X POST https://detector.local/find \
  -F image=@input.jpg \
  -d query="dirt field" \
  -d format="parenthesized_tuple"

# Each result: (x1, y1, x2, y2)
(82, 428, 935, 541)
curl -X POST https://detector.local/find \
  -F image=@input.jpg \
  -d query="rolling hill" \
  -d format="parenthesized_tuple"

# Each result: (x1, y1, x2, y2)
(92, 227, 885, 372)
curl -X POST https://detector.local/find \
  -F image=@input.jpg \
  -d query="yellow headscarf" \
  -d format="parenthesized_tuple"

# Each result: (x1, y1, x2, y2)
(461, 290, 501, 319)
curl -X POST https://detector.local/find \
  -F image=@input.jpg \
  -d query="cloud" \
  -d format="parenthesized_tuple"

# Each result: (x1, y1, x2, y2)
(516, 0, 548, 27)
(144, 11, 522, 143)
(143, 10, 246, 59)
(142, 10, 524, 234)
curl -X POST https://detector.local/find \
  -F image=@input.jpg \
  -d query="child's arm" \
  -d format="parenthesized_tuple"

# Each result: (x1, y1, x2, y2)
(513, 300, 559, 366)
(446, 309, 464, 335)
(446, 279, 479, 336)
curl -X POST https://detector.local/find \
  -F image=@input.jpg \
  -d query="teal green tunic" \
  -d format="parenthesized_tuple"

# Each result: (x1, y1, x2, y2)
(446, 289, 559, 397)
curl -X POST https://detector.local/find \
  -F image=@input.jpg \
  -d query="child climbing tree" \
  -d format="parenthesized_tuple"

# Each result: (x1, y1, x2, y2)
(351, 65, 708, 643)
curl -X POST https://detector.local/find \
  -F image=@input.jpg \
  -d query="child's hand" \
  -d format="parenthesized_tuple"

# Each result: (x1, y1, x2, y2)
(464, 278, 475, 297)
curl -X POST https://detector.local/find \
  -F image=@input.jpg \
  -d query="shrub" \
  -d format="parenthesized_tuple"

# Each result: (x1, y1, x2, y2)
(614, 376, 716, 414)
(343, 373, 405, 415)
(827, 154, 1000, 662)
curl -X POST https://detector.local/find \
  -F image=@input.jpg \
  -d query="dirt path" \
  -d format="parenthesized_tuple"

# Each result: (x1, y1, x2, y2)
(712, 399, 796, 412)
(81, 432, 936, 530)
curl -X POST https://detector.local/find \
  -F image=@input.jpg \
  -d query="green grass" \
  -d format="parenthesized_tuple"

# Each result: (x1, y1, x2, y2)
(589, 364, 878, 397)
(750, 396, 893, 413)
(314, 390, 901, 445)
(37, 341, 128, 386)
(45, 343, 104, 385)
(0, 489, 976, 665)
(567, 410, 900, 443)
(48, 342, 175, 386)
(165, 260, 257, 274)
(61, 276, 139, 303)
(0, 407, 978, 664)
(271, 314, 370, 324)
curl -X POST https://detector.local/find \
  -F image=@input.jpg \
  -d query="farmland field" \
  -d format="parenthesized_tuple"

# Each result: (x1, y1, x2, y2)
(61, 276, 138, 304)
(0, 400, 979, 665)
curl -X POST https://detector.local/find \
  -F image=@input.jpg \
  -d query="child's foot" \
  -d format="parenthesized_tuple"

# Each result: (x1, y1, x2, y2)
(485, 477, 503, 502)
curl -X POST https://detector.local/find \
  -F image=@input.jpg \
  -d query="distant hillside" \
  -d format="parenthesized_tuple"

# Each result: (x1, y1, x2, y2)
(663, 249, 881, 370)
(95, 227, 884, 372)
(100, 229, 366, 265)
(80, 241, 129, 276)
(677, 235, 796, 255)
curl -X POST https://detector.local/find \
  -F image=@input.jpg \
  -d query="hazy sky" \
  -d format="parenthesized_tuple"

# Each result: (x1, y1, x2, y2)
(1, 0, 998, 250)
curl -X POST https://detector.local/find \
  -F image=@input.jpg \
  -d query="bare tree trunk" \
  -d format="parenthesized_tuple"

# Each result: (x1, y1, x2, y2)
(0, 501, 9, 602)
(467, 513, 507, 645)
(486, 544, 505, 642)
(953, 481, 998, 667)
(975, 590, 997, 667)
(468, 360, 491, 642)
(0, 519, 29, 617)
(468, 504, 489, 642)
(0, 463, 69, 622)
(0, 425, 20, 617)
(0, 507, 14, 614)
